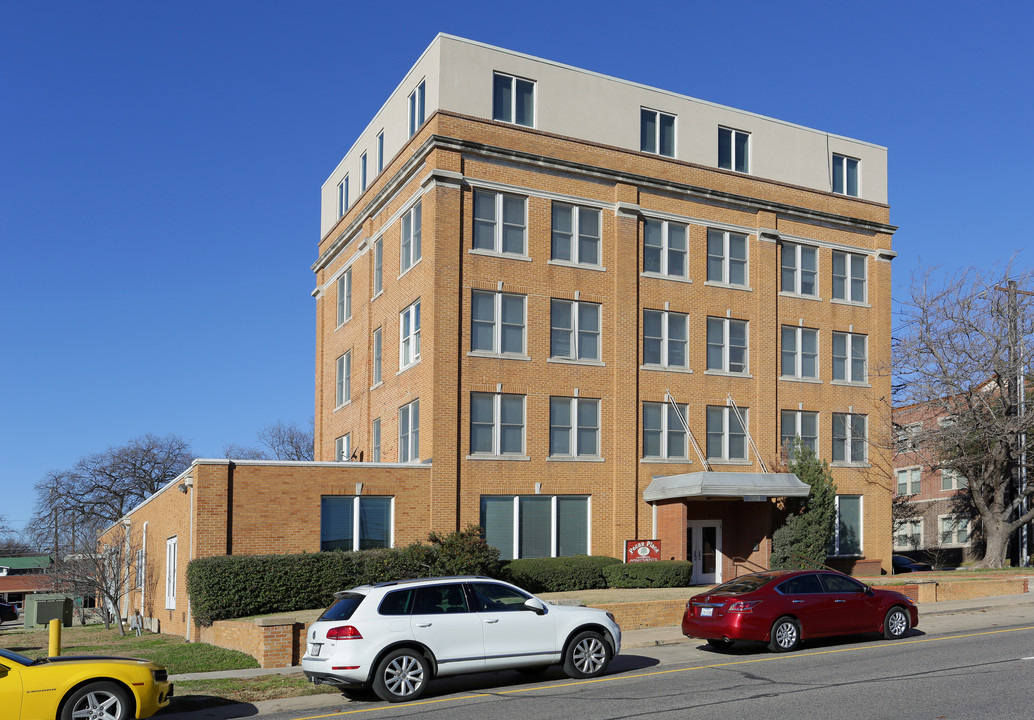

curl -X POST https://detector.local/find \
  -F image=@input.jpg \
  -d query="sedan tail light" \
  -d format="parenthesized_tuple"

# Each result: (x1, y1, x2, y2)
(727, 600, 762, 613)
(326, 625, 363, 640)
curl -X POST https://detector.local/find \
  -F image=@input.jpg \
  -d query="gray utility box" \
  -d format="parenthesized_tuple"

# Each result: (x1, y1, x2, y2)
(24, 594, 73, 628)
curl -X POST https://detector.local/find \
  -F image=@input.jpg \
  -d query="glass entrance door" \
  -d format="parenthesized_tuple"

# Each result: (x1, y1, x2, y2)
(686, 520, 722, 585)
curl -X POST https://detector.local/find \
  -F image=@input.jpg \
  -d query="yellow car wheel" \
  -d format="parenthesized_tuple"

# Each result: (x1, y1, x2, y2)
(61, 681, 131, 720)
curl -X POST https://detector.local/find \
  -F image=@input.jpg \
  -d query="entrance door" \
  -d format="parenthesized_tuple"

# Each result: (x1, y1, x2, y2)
(686, 520, 722, 585)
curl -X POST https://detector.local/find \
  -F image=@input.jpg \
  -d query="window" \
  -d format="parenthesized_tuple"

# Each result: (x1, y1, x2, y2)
(941, 468, 968, 490)
(643, 401, 687, 460)
(321, 496, 392, 551)
(549, 397, 600, 458)
(895, 422, 922, 452)
(400, 202, 422, 273)
(373, 238, 383, 295)
(830, 495, 862, 555)
(781, 242, 818, 296)
(832, 154, 859, 196)
(399, 399, 419, 463)
(165, 536, 177, 610)
(551, 203, 600, 265)
(643, 219, 687, 278)
(894, 520, 923, 551)
(336, 268, 351, 326)
(337, 176, 348, 217)
(338, 351, 354, 403)
(481, 495, 589, 559)
(550, 299, 600, 361)
(832, 251, 866, 303)
(781, 326, 818, 379)
(473, 190, 526, 255)
(640, 108, 676, 157)
(718, 127, 749, 173)
(706, 405, 749, 462)
(472, 291, 525, 356)
(706, 228, 748, 286)
(643, 309, 687, 368)
(832, 331, 867, 383)
(335, 433, 351, 462)
(135, 548, 144, 588)
(360, 152, 367, 192)
(399, 300, 420, 369)
(832, 412, 867, 463)
(372, 327, 382, 385)
(707, 317, 748, 374)
(939, 516, 970, 546)
(780, 410, 818, 456)
(376, 131, 384, 173)
(470, 393, 525, 456)
(371, 418, 381, 463)
(896, 466, 921, 495)
(492, 72, 534, 127)
(408, 80, 425, 137)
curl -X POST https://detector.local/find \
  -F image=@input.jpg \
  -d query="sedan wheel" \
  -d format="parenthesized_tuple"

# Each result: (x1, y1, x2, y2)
(884, 606, 910, 639)
(61, 681, 131, 720)
(372, 649, 430, 703)
(563, 630, 612, 678)
(768, 617, 801, 653)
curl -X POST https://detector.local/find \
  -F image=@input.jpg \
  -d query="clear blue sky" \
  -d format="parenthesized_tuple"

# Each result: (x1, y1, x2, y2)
(2, 1, 1031, 532)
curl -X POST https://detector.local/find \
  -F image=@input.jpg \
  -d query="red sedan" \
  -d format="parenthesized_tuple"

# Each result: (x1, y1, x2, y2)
(682, 569, 918, 652)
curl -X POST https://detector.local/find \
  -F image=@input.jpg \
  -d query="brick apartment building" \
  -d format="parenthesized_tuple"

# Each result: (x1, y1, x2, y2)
(110, 34, 896, 639)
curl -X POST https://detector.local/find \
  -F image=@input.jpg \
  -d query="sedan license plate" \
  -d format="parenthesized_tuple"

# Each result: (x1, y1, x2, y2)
(700, 607, 713, 617)
(310, 643, 323, 657)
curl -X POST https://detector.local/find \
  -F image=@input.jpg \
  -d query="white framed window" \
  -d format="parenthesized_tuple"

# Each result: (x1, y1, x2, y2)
(894, 520, 923, 551)
(376, 131, 384, 173)
(135, 548, 144, 588)
(640, 108, 676, 157)
(492, 72, 535, 127)
(832, 154, 860, 196)
(470, 392, 525, 457)
(939, 515, 970, 546)
(718, 126, 750, 173)
(321, 495, 393, 551)
(832, 412, 867, 463)
(342, 269, 353, 320)
(549, 397, 600, 458)
(706, 228, 748, 286)
(832, 251, 866, 303)
(643, 309, 687, 368)
(371, 418, 381, 462)
(399, 399, 419, 463)
(830, 495, 863, 555)
(336, 351, 351, 407)
(481, 495, 589, 559)
(399, 300, 420, 370)
(401, 202, 422, 273)
(895, 422, 922, 452)
(335, 433, 351, 462)
(408, 80, 425, 137)
(164, 536, 177, 610)
(941, 468, 968, 491)
(706, 317, 748, 374)
(551, 203, 600, 266)
(781, 326, 819, 379)
(337, 176, 348, 218)
(781, 409, 818, 456)
(372, 327, 382, 386)
(781, 242, 818, 296)
(706, 405, 749, 462)
(373, 237, 383, 296)
(473, 190, 526, 255)
(550, 299, 600, 362)
(896, 466, 921, 495)
(643, 401, 688, 460)
(833, 331, 867, 383)
(471, 291, 526, 356)
(360, 152, 368, 192)
(643, 218, 687, 278)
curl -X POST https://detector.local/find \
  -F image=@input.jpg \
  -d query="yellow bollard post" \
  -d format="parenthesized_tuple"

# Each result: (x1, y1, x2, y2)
(48, 618, 61, 657)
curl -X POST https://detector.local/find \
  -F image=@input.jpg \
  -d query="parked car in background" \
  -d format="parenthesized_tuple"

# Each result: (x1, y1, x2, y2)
(302, 575, 621, 702)
(0, 601, 17, 623)
(0, 647, 172, 719)
(682, 569, 918, 653)
(892, 555, 933, 573)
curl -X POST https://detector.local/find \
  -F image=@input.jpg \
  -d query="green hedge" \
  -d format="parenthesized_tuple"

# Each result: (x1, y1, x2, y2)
(500, 555, 622, 593)
(602, 560, 693, 588)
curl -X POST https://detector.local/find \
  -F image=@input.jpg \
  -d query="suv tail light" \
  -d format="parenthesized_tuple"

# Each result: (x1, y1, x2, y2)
(326, 625, 363, 640)
(727, 600, 762, 613)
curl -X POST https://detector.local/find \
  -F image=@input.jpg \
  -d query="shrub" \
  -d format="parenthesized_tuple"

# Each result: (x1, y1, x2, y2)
(771, 441, 837, 570)
(500, 555, 621, 593)
(602, 560, 693, 588)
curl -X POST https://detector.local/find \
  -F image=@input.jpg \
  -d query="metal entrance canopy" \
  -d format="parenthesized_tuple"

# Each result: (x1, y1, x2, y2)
(643, 471, 811, 502)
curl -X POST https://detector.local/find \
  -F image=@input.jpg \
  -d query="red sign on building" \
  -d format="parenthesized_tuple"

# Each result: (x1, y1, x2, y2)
(625, 539, 661, 563)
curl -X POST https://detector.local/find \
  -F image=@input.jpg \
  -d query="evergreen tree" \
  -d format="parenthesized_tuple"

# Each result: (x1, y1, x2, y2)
(770, 441, 837, 570)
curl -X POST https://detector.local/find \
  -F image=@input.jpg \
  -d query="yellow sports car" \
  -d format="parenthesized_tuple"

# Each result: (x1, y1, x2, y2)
(0, 647, 173, 720)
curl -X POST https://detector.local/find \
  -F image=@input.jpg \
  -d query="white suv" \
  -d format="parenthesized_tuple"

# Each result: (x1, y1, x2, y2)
(302, 575, 621, 702)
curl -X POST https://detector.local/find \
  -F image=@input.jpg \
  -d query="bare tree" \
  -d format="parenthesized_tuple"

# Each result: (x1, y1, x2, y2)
(258, 420, 314, 461)
(894, 265, 1034, 567)
(222, 442, 269, 460)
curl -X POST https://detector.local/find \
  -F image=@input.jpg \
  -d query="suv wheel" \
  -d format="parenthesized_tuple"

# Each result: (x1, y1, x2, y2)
(563, 630, 611, 678)
(372, 648, 430, 703)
